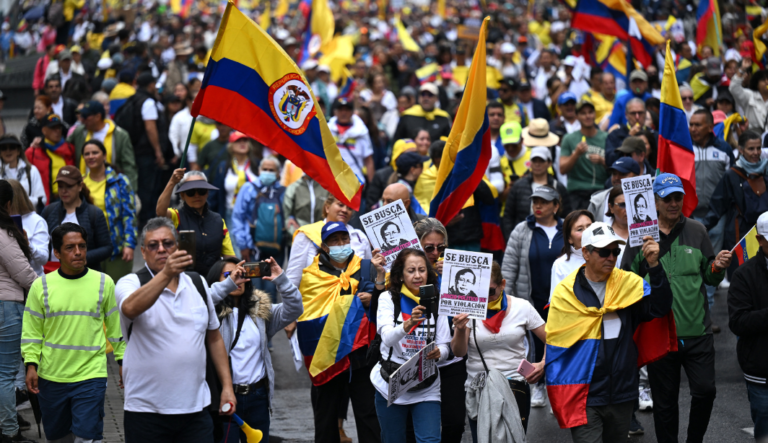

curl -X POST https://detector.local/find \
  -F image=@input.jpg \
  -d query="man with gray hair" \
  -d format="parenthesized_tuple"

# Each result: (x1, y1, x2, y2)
(679, 85, 702, 122)
(605, 97, 650, 167)
(115, 217, 247, 442)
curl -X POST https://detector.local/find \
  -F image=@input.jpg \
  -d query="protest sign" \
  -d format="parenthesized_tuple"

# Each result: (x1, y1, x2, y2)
(438, 249, 492, 320)
(388, 342, 437, 406)
(621, 174, 660, 247)
(361, 200, 422, 271)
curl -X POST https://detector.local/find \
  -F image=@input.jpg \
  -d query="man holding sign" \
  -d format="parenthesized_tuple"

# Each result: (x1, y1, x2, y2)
(622, 173, 733, 443)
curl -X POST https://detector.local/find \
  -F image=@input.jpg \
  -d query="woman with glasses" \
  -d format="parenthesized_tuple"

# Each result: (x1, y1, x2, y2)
(501, 184, 564, 410)
(81, 139, 137, 281)
(41, 165, 111, 271)
(0, 135, 46, 208)
(205, 257, 303, 443)
(550, 210, 595, 300)
(452, 261, 546, 440)
(605, 185, 629, 267)
(156, 169, 236, 275)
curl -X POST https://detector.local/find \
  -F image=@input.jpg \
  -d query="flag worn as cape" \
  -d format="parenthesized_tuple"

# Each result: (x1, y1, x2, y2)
(191, 2, 363, 210)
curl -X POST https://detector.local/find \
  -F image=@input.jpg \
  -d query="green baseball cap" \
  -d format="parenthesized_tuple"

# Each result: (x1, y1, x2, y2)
(500, 121, 522, 145)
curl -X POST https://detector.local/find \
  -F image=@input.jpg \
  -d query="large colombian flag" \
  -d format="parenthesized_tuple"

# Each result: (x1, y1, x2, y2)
(429, 17, 491, 225)
(565, 0, 663, 67)
(546, 267, 676, 428)
(696, 0, 722, 57)
(658, 40, 698, 217)
(297, 254, 373, 385)
(191, 2, 363, 209)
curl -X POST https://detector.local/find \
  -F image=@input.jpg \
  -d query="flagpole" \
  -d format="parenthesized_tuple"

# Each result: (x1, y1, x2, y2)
(179, 116, 197, 169)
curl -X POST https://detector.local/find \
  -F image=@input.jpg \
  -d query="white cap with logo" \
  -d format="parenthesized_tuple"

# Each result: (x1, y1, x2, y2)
(757, 211, 768, 237)
(581, 222, 627, 249)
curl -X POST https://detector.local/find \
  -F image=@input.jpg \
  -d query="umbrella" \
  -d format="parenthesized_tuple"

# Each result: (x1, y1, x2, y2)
(22, 5, 45, 21)
(26, 392, 43, 438)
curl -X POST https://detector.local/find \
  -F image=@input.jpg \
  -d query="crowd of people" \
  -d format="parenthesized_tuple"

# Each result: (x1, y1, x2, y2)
(0, 0, 768, 442)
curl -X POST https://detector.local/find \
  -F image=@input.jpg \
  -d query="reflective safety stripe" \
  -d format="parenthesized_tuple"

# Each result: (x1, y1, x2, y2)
(44, 343, 101, 351)
(21, 339, 42, 344)
(106, 307, 118, 317)
(42, 273, 106, 318)
(24, 307, 44, 319)
(107, 337, 123, 343)
(97, 273, 105, 314)
(48, 310, 100, 318)
(42, 275, 50, 315)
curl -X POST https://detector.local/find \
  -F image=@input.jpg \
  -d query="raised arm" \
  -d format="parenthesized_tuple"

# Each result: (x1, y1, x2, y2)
(156, 168, 185, 218)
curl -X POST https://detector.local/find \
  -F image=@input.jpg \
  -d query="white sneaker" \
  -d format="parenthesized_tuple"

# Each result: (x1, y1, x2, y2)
(718, 279, 730, 289)
(531, 384, 547, 408)
(639, 386, 653, 411)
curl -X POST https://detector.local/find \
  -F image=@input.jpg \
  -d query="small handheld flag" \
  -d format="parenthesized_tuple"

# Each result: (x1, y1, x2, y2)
(731, 226, 760, 266)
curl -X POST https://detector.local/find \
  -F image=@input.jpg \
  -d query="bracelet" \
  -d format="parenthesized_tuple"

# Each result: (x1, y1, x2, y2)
(711, 262, 722, 274)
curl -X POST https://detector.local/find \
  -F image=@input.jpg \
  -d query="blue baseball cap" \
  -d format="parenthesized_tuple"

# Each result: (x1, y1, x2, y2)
(557, 92, 578, 106)
(321, 221, 349, 242)
(653, 173, 686, 197)
(609, 157, 640, 175)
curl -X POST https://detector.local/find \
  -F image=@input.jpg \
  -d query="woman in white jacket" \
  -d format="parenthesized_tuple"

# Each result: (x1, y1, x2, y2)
(549, 209, 595, 301)
(370, 249, 450, 443)
(0, 135, 46, 208)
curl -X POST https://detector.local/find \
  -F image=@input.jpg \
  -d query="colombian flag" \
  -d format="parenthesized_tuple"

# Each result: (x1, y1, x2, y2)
(478, 177, 505, 253)
(395, 15, 421, 53)
(592, 33, 628, 85)
(429, 17, 491, 224)
(191, 2, 363, 210)
(297, 255, 373, 385)
(483, 291, 507, 333)
(752, 20, 768, 70)
(657, 40, 698, 217)
(298, 0, 334, 64)
(568, 0, 663, 67)
(733, 226, 760, 266)
(415, 63, 440, 84)
(546, 268, 675, 428)
(696, 0, 722, 57)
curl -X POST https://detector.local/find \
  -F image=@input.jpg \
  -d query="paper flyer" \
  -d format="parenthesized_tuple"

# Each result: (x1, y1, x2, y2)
(438, 249, 492, 320)
(621, 175, 660, 247)
(361, 200, 423, 271)
(387, 342, 436, 406)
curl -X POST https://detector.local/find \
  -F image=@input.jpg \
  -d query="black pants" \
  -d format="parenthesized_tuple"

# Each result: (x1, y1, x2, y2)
(124, 409, 212, 443)
(569, 190, 596, 212)
(648, 335, 717, 443)
(405, 360, 468, 443)
(310, 364, 381, 443)
(136, 154, 162, 228)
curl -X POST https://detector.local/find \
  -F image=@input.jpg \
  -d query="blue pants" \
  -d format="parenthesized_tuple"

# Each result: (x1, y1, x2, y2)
(38, 377, 107, 440)
(0, 301, 23, 437)
(219, 386, 270, 443)
(374, 390, 440, 443)
(747, 381, 768, 440)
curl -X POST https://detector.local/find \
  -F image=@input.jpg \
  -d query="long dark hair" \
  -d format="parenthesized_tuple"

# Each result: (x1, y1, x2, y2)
(83, 139, 120, 172)
(388, 249, 437, 305)
(561, 209, 595, 259)
(206, 258, 256, 315)
(0, 180, 32, 261)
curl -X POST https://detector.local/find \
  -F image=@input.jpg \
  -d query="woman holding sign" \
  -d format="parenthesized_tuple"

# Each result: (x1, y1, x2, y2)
(451, 262, 547, 438)
(370, 249, 451, 443)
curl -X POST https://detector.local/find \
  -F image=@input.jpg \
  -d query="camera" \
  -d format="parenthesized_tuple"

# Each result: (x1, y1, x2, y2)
(419, 284, 438, 320)
(243, 261, 271, 278)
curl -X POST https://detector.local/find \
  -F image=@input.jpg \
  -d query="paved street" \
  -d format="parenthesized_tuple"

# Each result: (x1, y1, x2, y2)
(18, 285, 755, 442)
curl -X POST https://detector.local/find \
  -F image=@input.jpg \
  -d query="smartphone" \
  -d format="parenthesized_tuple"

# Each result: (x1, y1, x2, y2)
(517, 359, 536, 378)
(418, 284, 438, 319)
(244, 261, 271, 278)
(177, 231, 196, 268)
(10, 215, 23, 233)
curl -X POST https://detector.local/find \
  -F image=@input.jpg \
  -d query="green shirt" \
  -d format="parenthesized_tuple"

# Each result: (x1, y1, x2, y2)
(560, 130, 609, 192)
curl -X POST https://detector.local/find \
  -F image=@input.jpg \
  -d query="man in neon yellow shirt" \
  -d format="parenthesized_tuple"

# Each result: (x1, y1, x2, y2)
(22, 223, 124, 443)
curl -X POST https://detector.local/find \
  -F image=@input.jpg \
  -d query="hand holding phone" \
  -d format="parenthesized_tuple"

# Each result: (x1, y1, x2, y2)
(517, 359, 536, 378)
(243, 261, 272, 278)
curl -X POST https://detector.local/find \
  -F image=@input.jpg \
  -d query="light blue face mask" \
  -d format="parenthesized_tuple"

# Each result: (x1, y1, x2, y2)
(259, 171, 277, 186)
(328, 244, 354, 262)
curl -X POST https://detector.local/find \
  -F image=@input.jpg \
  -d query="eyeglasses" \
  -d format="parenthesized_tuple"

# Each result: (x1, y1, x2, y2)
(498, 88, 511, 94)
(145, 239, 176, 251)
(681, 96, 694, 102)
(184, 189, 208, 197)
(595, 247, 622, 258)
(423, 244, 446, 254)
(662, 193, 684, 203)
(420, 92, 435, 98)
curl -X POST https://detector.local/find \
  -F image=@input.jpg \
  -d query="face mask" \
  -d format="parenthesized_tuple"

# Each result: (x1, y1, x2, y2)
(259, 171, 277, 186)
(328, 244, 353, 262)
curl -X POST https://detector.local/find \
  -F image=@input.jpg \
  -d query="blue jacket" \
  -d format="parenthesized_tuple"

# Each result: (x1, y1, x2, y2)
(103, 166, 137, 258)
(608, 90, 653, 128)
(231, 181, 285, 252)
(570, 264, 672, 407)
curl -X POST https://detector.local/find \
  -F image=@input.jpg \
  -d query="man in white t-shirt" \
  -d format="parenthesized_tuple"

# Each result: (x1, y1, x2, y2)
(327, 97, 374, 186)
(115, 218, 243, 442)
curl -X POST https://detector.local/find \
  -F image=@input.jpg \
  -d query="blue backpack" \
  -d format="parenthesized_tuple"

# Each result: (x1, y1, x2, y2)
(250, 184, 285, 255)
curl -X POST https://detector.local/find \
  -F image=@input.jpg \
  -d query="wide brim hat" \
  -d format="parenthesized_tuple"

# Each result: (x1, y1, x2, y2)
(175, 180, 219, 194)
(521, 118, 559, 147)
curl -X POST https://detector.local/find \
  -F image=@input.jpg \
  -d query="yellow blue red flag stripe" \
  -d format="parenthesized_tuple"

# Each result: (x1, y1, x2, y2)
(429, 17, 491, 224)
(658, 40, 698, 217)
(696, 0, 722, 56)
(191, 2, 363, 210)
(733, 226, 760, 266)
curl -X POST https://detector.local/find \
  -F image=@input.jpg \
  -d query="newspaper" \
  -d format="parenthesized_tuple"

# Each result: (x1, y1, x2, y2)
(361, 200, 422, 271)
(622, 175, 660, 247)
(387, 342, 437, 406)
(438, 249, 492, 320)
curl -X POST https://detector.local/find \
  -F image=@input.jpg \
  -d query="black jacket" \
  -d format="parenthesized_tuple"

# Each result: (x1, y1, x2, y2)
(728, 248, 768, 385)
(446, 180, 495, 246)
(366, 166, 394, 209)
(704, 166, 765, 253)
(42, 197, 112, 270)
(393, 111, 452, 143)
(174, 203, 226, 276)
(502, 174, 570, 240)
(521, 98, 551, 121)
(571, 265, 673, 406)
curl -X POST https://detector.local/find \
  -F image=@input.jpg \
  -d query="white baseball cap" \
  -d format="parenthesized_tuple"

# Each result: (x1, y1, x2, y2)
(581, 222, 626, 249)
(757, 211, 768, 237)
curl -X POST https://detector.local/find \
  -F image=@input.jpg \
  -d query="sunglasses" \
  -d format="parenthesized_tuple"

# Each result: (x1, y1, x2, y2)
(145, 239, 176, 252)
(681, 96, 694, 102)
(614, 202, 626, 209)
(595, 247, 622, 258)
(420, 92, 435, 98)
(662, 194, 684, 203)
(0, 144, 19, 152)
(184, 189, 209, 197)
(222, 271, 232, 278)
(423, 244, 446, 254)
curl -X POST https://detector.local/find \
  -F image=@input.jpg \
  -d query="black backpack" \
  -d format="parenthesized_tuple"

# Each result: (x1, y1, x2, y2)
(114, 93, 149, 147)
